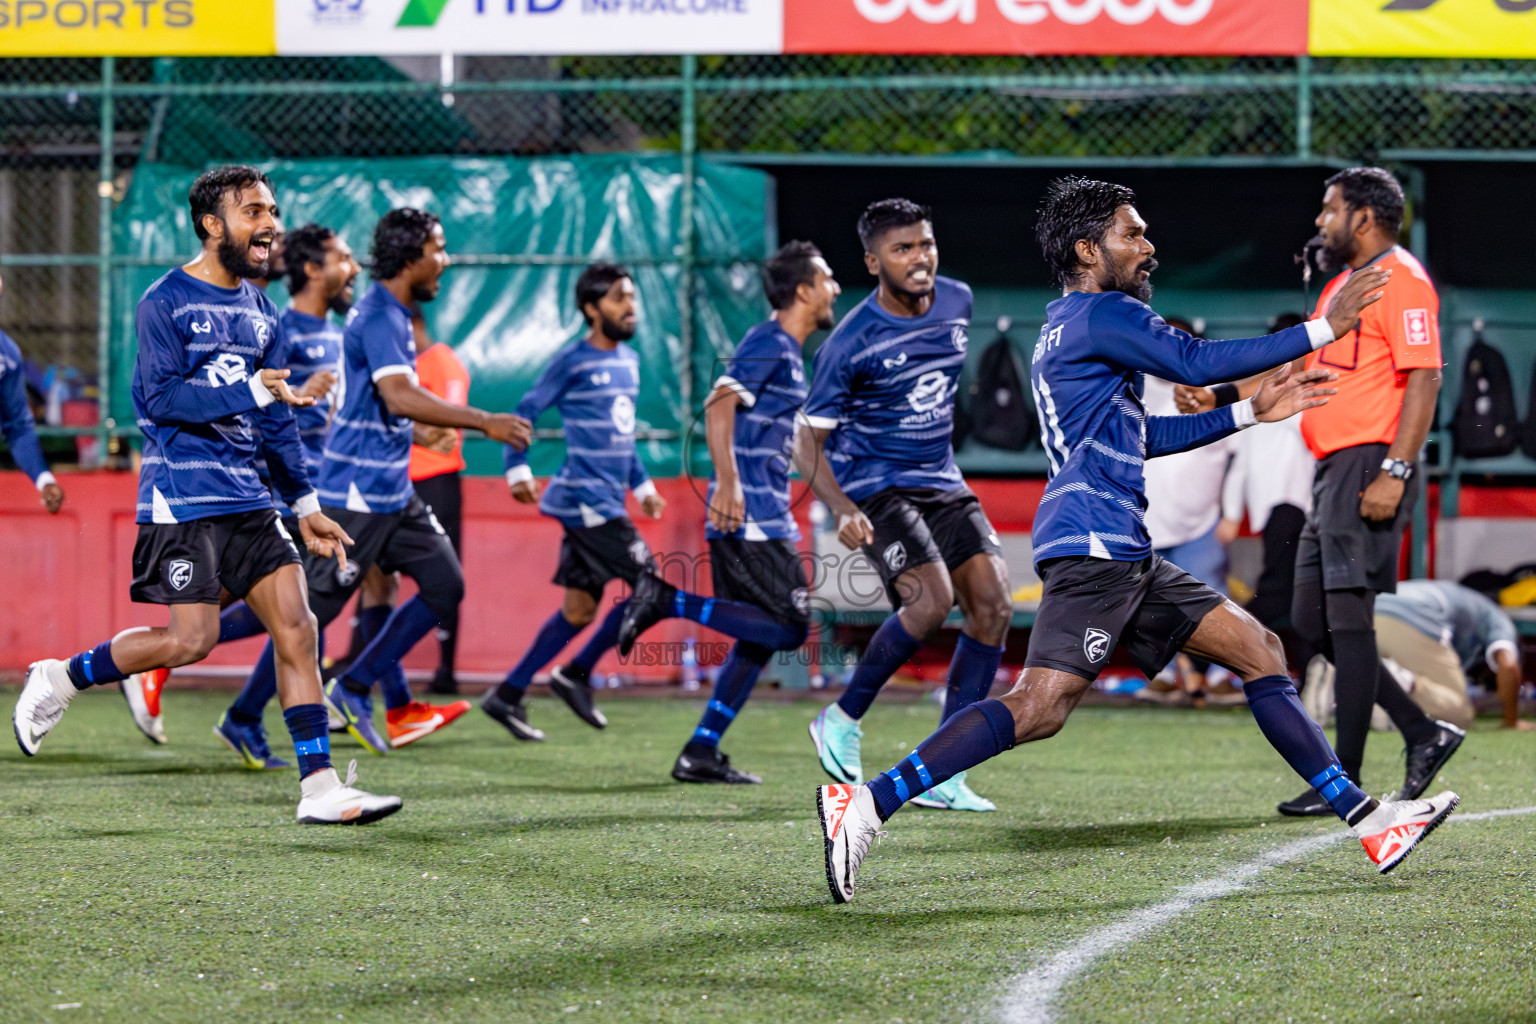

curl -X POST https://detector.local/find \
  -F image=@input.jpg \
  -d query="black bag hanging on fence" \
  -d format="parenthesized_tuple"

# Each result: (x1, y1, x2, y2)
(967, 319, 1034, 451)
(1523, 360, 1536, 460)
(1451, 326, 1520, 459)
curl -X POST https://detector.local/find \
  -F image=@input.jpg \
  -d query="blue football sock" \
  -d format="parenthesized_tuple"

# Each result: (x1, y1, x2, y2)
(356, 604, 391, 647)
(65, 640, 124, 690)
(283, 703, 332, 778)
(218, 602, 267, 644)
(685, 642, 772, 753)
(941, 633, 1005, 722)
(867, 698, 1016, 820)
(230, 641, 278, 723)
(1244, 674, 1375, 823)
(670, 590, 805, 651)
(568, 601, 627, 676)
(338, 597, 439, 710)
(496, 609, 583, 702)
(836, 614, 923, 720)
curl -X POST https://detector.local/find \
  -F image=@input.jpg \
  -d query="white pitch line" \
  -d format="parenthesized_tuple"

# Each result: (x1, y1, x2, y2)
(996, 805, 1536, 1024)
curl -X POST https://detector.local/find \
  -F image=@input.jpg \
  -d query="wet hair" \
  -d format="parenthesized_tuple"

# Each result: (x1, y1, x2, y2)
(370, 208, 440, 282)
(1035, 176, 1137, 289)
(574, 263, 632, 324)
(1324, 167, 1405, 237)
(856, 198, 932, 252)
(189, 165, 273, 242)
(283, 223, 337, 296)
(762, 241, 824, 311)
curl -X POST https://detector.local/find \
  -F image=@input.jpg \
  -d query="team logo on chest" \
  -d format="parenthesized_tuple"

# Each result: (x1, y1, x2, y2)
(167, 560, 194, 591)
(205, 352, 250, 387)
(611, 394, 636, 435)
(1083, 627, 1111, 664)
(951, 325, 967, 352)
(906, 370, 951, 413)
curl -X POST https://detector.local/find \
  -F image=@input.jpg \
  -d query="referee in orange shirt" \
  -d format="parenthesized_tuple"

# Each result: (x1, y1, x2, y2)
(1280, 168, 1463, 816)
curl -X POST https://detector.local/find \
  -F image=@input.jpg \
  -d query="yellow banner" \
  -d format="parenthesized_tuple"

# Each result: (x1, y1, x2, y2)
(1311, 0, 1536, 58)
(0, 1, 274, 56)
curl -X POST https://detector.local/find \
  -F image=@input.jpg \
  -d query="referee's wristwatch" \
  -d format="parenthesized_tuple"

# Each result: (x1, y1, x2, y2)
(1381, 458, 1414, 480)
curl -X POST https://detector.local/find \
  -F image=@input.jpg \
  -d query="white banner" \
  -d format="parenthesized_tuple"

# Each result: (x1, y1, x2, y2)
(278, 0, 783, 55)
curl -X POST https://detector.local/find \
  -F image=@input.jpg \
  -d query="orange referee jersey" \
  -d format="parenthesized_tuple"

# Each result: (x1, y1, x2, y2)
(409, 342, 470, 480)
(1301, 246, 1442, 459)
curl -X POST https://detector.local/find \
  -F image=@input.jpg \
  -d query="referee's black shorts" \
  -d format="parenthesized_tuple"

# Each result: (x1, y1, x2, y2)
(1295, 442, 1421, 594)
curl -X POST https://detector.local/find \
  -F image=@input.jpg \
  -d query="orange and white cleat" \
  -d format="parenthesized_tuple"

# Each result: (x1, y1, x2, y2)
(1354, 790, 1459, 874)
(120, 668, 170, 745)
(818, 783, 885, 904)
(385, 699, 471, 748)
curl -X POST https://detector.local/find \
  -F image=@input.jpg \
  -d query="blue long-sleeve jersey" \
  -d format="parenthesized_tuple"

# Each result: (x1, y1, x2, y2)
(0, 330, 51, 486)
(707, 321, 808, 542)
(1029, 290, 1333, 564)
(316, 283, 418, 514)
(132, 269, 314, 525)
(504, 338, 649, 530)
(278, 307, 342, 473)
(803, 276, 971, 502)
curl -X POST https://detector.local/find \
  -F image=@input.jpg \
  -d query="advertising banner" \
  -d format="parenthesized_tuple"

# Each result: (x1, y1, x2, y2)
(784, 0, 1309, 56)
(0, 0, 274, 55)
(277, 0, 782, 55)
(1309, 0, 1536, 59)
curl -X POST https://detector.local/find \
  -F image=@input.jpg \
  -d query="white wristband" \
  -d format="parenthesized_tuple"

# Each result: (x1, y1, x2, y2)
(505, 465, 533, 487)
(34, 471, 57, 492)
(248, 374, 277, 409)
(1304, 318, 1336, 350)
(290, 492, 321, 519)
(633, 479, 658, 502)
(1232, 397, 1258, 430)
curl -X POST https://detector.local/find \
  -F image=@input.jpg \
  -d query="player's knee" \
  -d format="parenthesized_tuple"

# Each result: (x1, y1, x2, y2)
(419, 571, 465, 623)
(166, 621, 219, 666)
(966, 591, 1014, 644)
(270, 608, 319, 661)
(900, 578, 953, 638)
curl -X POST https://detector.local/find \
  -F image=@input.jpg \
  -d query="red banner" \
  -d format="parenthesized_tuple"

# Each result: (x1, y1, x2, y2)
(785, 0, 1309, 56)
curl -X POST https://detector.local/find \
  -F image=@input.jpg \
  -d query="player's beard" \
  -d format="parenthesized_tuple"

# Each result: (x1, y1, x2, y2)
(329, 279, 356, 317)
(1312, 230, 1357, 273)
(600, 313, 636, 342)
(217, 229, 274, 280)
(410, 279, 440, 303)
(1107, 254, 1157, 303)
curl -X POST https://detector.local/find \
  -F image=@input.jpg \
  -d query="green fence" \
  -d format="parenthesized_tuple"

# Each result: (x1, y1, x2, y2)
(3, 53, 1536, 452)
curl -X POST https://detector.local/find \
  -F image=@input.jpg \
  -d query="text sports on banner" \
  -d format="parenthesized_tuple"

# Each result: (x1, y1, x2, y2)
(276, 0, 783, 55)
(784, 0, 1309, 55)
(0, 0, 275, 55)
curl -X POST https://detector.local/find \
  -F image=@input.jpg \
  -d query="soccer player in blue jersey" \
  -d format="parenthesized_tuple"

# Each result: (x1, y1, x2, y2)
(210, 222, 360, 768)
(606, 242, 840, 782)
(0, 268, 64, 516)
(12, 166, 401, 825)
(799, 198, 1013, 812)
(480, 263, 665, 741)
(817, 178, 1459, 902)
(236, 208, 532, 757)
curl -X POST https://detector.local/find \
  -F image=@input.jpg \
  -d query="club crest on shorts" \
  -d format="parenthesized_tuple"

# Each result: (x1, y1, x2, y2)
(882, 541, 907, 572)
(336, 561, 361, 587)
(629, 539, 651, 566)
(167, 560, 194, 591)
(791, 587, 810, 616)
(1083, 627, 1111, 664)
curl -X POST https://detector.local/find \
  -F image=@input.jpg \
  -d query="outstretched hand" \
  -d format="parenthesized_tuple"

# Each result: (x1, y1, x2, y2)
(1251, 364, 1338, 423)
(1325, 266, 1391, 340)
(259, 368, 316, 408)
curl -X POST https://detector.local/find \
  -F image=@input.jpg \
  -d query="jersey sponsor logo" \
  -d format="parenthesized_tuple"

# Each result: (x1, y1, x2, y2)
(190, 320, 213, 334)
(304, 343, 329, 360)
(611, 393, 636, 435)
(906, 369, 951, 412)
(590, 370, 612, 386)
(1403, 308, 1432, 345)
(205, 352, 250, 387)
(882, 351, 909, 370)
(1083, 626, 1111, 663)
(882, 540, 907, 571)
(167, 560, 194, 591)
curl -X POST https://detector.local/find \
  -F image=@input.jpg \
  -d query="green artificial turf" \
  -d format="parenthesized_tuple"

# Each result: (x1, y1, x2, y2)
(0, 689, 1531, 1024)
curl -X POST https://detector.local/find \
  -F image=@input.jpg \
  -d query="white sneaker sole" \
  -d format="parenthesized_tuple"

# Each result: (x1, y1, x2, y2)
(298, 799, 403, 826)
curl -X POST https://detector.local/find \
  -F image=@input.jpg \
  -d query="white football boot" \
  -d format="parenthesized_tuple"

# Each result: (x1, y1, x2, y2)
(13, 659, 76, 756)
(296, 760, 403, 826)
(1354, 790, 1459, 874)
(818, 783, 885, 904)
